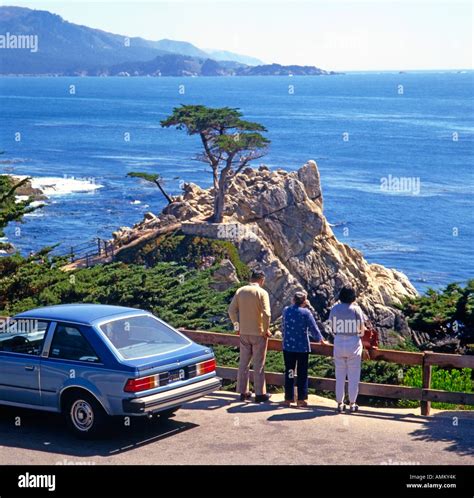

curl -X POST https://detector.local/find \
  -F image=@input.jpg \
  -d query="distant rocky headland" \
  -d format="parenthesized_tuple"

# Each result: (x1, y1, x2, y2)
(0, 7, 337, 77)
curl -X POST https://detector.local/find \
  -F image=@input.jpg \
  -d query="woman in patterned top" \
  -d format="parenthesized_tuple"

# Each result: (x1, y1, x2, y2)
(282, 291, 328, 407)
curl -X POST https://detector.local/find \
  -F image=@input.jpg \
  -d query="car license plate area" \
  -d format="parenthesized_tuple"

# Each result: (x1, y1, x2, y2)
(168, 368, 187, 383)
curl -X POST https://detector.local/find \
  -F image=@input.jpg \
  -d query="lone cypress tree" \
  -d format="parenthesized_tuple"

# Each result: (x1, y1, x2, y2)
(161, 105, 270, 222)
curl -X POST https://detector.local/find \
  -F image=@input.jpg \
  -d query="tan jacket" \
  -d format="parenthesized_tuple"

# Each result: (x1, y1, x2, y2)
(228, 283, 271, 336)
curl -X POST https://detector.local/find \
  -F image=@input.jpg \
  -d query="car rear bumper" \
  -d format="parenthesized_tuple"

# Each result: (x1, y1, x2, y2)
(122, 376, 222, 415)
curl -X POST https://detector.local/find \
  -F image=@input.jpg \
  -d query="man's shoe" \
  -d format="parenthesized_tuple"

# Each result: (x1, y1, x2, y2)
(239, 392, 252, 402)
(282, 399, 294, 407)
(349, 403, 359, 413)
(254, 394, 272, 403)
(296, 400, 308, 408)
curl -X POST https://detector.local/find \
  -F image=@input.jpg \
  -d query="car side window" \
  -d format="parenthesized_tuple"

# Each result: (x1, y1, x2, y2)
(0, 319, 49, 356)
(49, 324, 100, 363)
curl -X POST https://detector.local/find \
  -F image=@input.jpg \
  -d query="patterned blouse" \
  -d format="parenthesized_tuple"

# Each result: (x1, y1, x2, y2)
(282, 305, 323, 353)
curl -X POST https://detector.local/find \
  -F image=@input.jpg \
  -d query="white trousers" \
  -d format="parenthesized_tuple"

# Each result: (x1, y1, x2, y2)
(334, 335, 362, 404)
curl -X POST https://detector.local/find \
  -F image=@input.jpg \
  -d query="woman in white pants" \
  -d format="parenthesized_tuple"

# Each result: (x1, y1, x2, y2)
(329, 286, 365, 413)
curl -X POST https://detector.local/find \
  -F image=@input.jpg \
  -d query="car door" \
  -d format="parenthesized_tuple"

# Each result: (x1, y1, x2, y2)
(39, 322, 102, 409)
(0, 319, 50, 406)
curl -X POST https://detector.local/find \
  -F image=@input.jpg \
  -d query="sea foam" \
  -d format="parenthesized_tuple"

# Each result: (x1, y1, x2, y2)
(19, 176, 103, 196)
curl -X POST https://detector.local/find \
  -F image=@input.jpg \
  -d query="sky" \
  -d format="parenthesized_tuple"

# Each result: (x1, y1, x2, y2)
(3, 0, 473, 71)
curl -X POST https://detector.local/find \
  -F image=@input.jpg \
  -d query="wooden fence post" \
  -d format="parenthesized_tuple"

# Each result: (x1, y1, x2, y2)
(421, 353, 432, 416)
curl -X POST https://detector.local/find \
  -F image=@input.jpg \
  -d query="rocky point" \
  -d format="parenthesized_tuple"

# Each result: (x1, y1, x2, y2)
(112, 160, 419, 345)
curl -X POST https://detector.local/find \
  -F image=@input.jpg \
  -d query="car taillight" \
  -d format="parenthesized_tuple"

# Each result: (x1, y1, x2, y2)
(196, 358, 216, 376)
(124, 374, 160, 393)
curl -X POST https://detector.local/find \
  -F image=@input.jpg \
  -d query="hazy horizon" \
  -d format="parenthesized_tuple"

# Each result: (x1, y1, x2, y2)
(2, 0, 473, 72)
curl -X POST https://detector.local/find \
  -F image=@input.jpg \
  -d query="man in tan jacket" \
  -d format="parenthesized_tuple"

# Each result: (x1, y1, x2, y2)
(228, 269, 272, 403)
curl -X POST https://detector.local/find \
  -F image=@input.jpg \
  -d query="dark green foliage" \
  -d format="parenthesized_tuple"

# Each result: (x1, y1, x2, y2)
(360, 360, 403, 385)
(398, 280, 474, 345)
(0, 175, 40, 249)
(161, 105, 268, 136)
(0, 255, 237, 331)
(390, 337, 420, 352)
(116, 232, 250, 280)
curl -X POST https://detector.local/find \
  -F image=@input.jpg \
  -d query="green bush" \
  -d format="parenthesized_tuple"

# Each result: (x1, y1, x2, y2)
(398, 280, 474, 345)
(401, 366, 474, 410)
(116, 232, 250, 280)
(0, 255, 237, 332)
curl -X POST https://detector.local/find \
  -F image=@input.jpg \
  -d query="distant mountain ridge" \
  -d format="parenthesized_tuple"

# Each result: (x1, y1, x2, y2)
(0, 6, 335, 76)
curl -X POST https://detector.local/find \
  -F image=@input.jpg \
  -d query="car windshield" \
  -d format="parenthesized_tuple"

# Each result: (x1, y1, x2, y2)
(99, 315, 190, 359)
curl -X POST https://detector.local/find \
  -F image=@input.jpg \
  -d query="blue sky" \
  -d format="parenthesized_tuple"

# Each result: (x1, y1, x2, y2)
(5, 0, 473, 70)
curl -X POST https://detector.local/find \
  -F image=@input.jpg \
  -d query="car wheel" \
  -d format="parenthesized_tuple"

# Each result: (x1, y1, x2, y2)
(63, 392, 107, 438)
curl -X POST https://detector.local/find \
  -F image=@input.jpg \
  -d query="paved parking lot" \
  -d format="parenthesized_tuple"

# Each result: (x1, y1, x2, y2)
(0, 392, 473, 465)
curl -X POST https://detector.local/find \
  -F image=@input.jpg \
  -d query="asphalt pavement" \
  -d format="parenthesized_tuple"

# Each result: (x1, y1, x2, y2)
(0, 392, 472, 465)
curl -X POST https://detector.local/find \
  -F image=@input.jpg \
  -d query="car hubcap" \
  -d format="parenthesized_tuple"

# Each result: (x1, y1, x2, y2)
(70, 400, 94, 431)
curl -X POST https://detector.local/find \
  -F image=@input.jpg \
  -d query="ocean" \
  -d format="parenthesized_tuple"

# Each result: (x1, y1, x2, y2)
(0, 72, 473, 291)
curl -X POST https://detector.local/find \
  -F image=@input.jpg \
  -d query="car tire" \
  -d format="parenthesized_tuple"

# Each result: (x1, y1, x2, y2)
(63, 391, 108, 438)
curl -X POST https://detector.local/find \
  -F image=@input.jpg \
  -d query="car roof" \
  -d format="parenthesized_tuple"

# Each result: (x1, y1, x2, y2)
(14, 304, 148, 325)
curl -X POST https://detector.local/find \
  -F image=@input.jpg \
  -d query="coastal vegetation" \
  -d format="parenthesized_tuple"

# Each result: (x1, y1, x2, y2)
(0, 253, 235, 332)
(0, 174, 40, 251)
(115, 232, 250, 281)
(401, 366, 473, 410)
(398, 281, 474, 351)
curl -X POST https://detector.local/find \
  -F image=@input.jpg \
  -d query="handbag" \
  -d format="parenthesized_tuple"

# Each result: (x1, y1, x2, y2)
(361, 320, 379, 360)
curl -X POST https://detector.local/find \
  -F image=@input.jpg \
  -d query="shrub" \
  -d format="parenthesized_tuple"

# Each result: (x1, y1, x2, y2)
(401, 366, 473, 410)
(116, 232, 250, 280)
(398, 280, 474, 346)
(0, 255, 237, 332)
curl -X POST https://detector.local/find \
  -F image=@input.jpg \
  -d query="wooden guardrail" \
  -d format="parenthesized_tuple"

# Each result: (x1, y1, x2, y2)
(179, 329, 474, 415)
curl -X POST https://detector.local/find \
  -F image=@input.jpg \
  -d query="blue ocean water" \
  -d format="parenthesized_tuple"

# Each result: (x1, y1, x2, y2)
(0, 73, 473, 291)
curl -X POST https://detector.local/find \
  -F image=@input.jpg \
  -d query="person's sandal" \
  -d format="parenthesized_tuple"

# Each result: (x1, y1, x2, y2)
(282, 399, 293, 408)
(297, 400, 308, 408)
(336, 403, 345, 413)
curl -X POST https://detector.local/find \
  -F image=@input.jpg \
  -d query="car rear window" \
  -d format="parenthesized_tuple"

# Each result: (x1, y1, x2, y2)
(99, 315, 190, 359)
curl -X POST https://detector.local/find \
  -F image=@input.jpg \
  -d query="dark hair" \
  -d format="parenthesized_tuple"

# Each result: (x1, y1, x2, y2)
(293, 291, 307, 307)
(250, 269, 265, 282)
(339, 285, 356, 304)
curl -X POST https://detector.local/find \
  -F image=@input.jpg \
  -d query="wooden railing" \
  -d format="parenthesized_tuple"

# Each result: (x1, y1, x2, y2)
(179, 329, 474, 415)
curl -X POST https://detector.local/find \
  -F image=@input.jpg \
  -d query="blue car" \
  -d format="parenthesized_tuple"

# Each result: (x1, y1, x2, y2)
(0, 304, 221, 437)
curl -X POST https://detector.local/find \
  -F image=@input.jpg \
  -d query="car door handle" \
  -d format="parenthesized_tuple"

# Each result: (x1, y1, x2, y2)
(24, 365, 35, 371)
